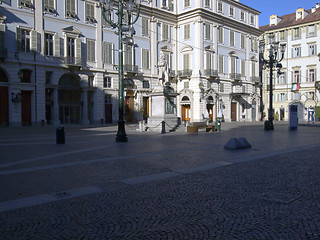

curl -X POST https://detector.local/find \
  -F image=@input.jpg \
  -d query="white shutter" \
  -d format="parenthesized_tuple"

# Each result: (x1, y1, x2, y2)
(31, 30, 38, 52)
(53, 33, 60, 57)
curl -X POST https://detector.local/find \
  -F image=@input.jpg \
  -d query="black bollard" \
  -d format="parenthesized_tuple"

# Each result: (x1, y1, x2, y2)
(56, 126, 65, 144)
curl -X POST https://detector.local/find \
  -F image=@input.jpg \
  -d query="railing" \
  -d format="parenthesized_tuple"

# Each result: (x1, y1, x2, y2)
(203, 69, 218, 78)
(64, 57, 82, 67)
(124, 65, 139, 74)
(178, 69, 192, 78)
(230, 73, 242, 81)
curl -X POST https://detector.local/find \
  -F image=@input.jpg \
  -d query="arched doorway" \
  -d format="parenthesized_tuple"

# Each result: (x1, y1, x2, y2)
(0, 69, 8, 126)
(58, 73, 81, 124)
(181, 96, 191, 122)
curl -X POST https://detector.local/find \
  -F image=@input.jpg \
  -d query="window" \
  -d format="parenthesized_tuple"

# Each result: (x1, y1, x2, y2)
(220, 82, 224, 92)
(184, 0, 190, 8)
(45, 71, 52, 84)
(205, 0, 210, 8)
(230, 57, 236, 74)
(86, 39, 95, 62)
(230, 30, 235, 47)
(44, 0, 55, 14)
(250, 15, 255, 25)
(184, 24, 190, 40)
(142, 17, 149, 36)
(280, 93, 286, 102)
(229, 6, 234, 17)
(103, 42, 113, 64)
(103, 77, 112, 88)
(67, 37, 75, 58)
(183, 53, 190, 70)
(292, 46, 301, 58)
(218, 55, 224, 74)
(251, 38, 257, 52)
(65, 35, 81, 64)
(309, 44, 317, 56)
(85, 2, 96, 23)
(218, 27, 223, 43)
(184, 81, 189, 89)
(240, 11, 245, 21)
(240, 34, 245, 49)
(19, 0, 34, 9)
(252, 62, 256, 77)
(307, 24, 317, 38)
(293, 70, 300, 83)
(205, 23, 211, 40)
(16, 28, 30, 52)
(205, 52, 212, 70)
(308, 69, 316, 82)
(162, 23, 170, 42)
(217, 1, 223, 13)
(142, 49, 150, 69)
(124, 44, 134, 66)
(44, 33, 54, 56)
(279, 30, 287, 41)
(279, 73, 286, 84)
(241, 60, 245, 77)
(66, 0, 77, 19)
(143, 80, 150, 88)
(292, 27, 301, 40)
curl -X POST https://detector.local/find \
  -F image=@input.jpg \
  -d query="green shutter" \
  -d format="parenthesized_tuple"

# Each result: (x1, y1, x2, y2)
(75, 37, 81, 59)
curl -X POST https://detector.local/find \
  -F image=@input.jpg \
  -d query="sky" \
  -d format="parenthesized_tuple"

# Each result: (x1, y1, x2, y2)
(240, 0, 319, 26)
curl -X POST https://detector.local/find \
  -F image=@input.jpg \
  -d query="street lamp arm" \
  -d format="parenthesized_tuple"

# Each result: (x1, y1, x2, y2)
(101, 6, 118, 28)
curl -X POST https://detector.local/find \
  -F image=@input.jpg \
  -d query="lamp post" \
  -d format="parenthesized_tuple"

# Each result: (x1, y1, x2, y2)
(259, 34, 286, 130)
(100, 0, 141, 142)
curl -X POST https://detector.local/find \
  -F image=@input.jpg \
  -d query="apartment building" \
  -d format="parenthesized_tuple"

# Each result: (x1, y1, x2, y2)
(260, 4, 320, 122)
(0, 0, 260, 127)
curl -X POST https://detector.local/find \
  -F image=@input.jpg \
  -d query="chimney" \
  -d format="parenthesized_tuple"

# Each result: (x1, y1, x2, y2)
(316, 3, 320, 8)
(312, 7, 316, 13)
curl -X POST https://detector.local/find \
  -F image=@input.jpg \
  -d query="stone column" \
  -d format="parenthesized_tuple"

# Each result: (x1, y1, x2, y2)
(52, 87, 60, 125)
(82, 90, 90, 124)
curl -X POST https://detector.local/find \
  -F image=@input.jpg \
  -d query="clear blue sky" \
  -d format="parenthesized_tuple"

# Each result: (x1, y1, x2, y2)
(240, 0, 318, 26)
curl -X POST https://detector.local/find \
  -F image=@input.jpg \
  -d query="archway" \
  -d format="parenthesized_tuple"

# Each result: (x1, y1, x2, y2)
(58, 73, 81, 124)
(0, 69, 8, 126)
(181, 96, 191, 122)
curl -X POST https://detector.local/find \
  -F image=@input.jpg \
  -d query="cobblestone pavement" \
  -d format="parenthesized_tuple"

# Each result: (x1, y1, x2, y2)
(0, 122, 320, 239)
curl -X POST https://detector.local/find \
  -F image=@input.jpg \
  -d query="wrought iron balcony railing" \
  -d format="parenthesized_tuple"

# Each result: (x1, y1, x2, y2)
(203, 69, 218, 78)
(64, 57, 82, 67)
(178, 69, 192, 78)
(229, 73, 242, 81)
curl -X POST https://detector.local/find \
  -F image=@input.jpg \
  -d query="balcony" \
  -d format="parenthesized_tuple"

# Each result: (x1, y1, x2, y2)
(124, 65, 139, 75)
(251, 76, 260, 84)
(178, 69, 192, 78)
(169, 70, 176, 78)
(64, 57, 82, 68)
(203, 69, 218, 79)
(230, 73, 242, 81)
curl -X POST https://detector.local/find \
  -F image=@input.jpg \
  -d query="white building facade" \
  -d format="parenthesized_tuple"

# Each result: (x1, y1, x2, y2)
(0, 0, 261, 127)
(260, 5, 320, 122)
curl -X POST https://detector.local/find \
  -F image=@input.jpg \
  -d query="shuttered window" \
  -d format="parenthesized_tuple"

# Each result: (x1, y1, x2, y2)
(0, 24, 5, 53)
(184, 24, 190, 40)
(103, 42, 113, 64)
(142, 18, 149, 36)
(87, 39, 95, 62)
(142, 49, 150, 69)
(162, 23, 169, 42)
(183, 53, 190, 70)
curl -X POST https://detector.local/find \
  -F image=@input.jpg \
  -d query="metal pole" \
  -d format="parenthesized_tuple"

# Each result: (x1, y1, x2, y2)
(269, 56, 274, 130)
(116, 1, 128, 142)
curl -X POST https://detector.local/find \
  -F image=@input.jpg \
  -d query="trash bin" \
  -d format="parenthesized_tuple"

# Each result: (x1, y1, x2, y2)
(56, 126, 65, 144)
(215, 119, 221, 131)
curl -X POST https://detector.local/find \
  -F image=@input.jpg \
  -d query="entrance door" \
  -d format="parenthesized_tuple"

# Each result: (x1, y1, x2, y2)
(206, 104, 214, 121)
(21, 91, 32, 126)
(105, 104, 112, 123)
(125, 90, 135, 122)
(0, 87, 8, 126)
(182, 104, 191, 122)
(231, 102, 237, 121)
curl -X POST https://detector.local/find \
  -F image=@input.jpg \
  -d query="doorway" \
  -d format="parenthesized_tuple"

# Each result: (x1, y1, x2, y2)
(182, 104, 191, 122)
(125, 90, 135, 122)
(231, 102, 237, 121)
(0, 87, 8, 126)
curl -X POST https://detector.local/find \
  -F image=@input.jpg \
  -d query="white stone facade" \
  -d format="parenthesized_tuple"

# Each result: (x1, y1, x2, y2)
(260, 5, 320, 122)
(0, 0, 261, 127)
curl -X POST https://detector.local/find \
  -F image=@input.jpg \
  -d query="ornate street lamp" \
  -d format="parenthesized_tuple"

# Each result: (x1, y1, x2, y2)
(259, 34, 286, 130)
(100, 0, 141, 142)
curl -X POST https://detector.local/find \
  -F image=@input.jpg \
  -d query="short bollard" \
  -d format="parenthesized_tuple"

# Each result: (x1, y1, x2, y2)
(56, 126, 65, 144)
(161, 121, 166, 134)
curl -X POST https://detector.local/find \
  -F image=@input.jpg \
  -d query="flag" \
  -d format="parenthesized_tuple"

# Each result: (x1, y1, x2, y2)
(291, 83, 300, 91)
